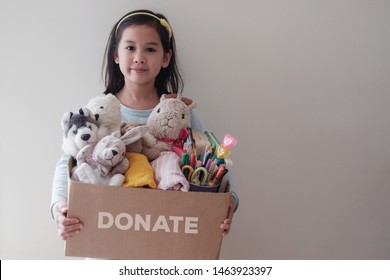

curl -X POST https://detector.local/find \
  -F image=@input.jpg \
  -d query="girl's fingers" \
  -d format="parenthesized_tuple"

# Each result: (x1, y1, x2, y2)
(61, 217, 81, 227)
(58, 228, 81, 240)
(58, 222, 83, 240)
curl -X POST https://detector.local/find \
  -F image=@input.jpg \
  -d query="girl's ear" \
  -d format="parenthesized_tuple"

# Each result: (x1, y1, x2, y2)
(162, 50, 172, 68)
(114, 50, 119, 64)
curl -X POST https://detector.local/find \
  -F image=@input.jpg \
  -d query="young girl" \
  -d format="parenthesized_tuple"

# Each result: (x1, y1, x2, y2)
(51, 9, 238, 241)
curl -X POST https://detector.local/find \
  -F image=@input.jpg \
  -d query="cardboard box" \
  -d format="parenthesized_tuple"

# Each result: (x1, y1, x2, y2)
(65, 160, 232, 260)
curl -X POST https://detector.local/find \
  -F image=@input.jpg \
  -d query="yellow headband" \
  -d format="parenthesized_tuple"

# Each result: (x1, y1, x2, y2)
(115, 12, 172, 40)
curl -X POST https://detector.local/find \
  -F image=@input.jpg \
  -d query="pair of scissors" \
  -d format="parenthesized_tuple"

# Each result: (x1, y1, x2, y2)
(181, 165, 208, 185)
(190, 167, 209, 186)
(181, 165, 194, 181)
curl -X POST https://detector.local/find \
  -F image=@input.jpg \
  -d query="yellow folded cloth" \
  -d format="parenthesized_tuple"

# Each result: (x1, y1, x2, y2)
(122, 152, 157, 188)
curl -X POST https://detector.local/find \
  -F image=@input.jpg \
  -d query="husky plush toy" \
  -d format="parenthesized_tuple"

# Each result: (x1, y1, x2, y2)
(61, 108, 100, 158)
(71, 126, 149, 186)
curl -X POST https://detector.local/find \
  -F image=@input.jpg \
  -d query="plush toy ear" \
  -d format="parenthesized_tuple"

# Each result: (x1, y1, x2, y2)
(160, 94, 167, 102)
(106, 93, 116, 100)
(79, 107, 98, 120)
(187, 100, 196, 110)
(121, 125, 149, 146)
(61, 112, 73, 130)
(111, 130, 122, 139)
(160, 93, 196, 109)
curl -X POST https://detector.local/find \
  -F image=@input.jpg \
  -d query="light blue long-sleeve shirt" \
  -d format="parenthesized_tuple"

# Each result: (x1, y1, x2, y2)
(51, 103, 239, 217)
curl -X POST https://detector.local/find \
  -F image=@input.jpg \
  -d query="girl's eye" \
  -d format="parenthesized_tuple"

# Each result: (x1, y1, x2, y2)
(146, 48, 156, 52)
(126, 46, 135, 51)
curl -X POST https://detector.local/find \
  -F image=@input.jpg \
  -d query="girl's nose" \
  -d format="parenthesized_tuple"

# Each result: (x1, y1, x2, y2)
(134, 55, 145, 64)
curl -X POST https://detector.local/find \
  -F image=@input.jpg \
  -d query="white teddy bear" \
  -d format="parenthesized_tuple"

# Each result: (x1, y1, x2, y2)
(85, 93, 122, 140)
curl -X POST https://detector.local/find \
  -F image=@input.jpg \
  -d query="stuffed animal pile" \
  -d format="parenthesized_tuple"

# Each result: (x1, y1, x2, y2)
(62, 94, 148, 186)
(61, 93, 196, 191)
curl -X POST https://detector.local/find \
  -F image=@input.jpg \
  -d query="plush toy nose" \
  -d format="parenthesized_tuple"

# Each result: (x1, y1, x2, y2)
(81, 134, 91, 141)
(112, 150, 118, 156)
(162, 117, 174, 127)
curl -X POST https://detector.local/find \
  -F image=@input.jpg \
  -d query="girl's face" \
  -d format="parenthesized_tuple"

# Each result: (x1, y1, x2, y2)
(114, 25, 171, 88)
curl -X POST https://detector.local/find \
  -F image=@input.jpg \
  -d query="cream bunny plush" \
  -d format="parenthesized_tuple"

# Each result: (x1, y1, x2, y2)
(141, 94, 196, 191)
(85, 93, 122, 140)
(141, 94, 196, 161)
(71, 126, 149, 186)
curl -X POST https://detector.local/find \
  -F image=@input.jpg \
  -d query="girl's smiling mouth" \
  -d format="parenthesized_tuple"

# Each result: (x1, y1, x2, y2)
(131, 68, 148, 74)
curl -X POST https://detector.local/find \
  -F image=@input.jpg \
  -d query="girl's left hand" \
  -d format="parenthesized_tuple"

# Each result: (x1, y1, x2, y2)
(220, 197, 235, 237)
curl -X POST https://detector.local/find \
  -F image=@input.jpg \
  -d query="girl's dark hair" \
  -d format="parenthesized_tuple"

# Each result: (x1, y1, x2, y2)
(102, 9, 183, 96)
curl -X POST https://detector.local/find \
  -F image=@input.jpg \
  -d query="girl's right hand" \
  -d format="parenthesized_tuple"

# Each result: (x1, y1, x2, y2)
(53, 201, 83, 240)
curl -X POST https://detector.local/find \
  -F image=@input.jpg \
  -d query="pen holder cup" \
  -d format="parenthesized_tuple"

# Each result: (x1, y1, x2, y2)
(189, 182, 220, 193)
